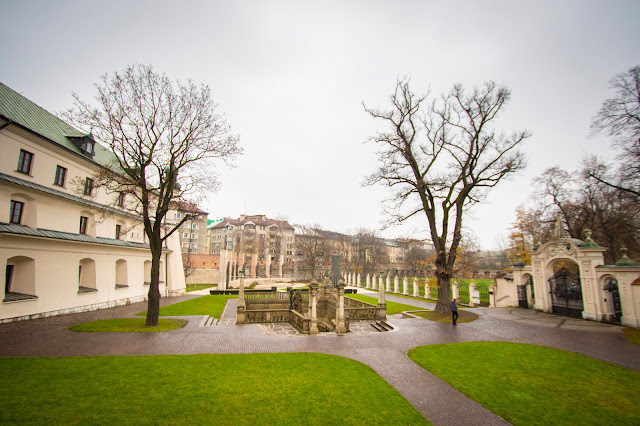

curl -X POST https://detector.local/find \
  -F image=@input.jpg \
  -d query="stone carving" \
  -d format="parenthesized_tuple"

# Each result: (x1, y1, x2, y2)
(548, 242, 575, 258)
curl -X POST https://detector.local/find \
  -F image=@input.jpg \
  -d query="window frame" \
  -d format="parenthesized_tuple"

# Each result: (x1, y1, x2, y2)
(79, 216, 88, 234)
(84, 178, 94, 196)
(16, 149, 34, 175)
(115, 224, 122, 240)
(117, 192, 126, 208)
(9, 200, 24, 224)
(54, 165, 67, 187)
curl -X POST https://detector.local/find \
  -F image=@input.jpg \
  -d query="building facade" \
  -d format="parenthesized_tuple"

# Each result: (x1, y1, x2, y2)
(0, 83, 186, 322)
(209, 214, 295, 283)
(172, 202, 208, 254)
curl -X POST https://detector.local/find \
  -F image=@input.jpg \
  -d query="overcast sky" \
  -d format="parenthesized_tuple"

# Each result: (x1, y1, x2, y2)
(1, 1, 638, 249)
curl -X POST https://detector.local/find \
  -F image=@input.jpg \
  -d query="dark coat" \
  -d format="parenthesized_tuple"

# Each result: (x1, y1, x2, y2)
(449, 301, 458, 312)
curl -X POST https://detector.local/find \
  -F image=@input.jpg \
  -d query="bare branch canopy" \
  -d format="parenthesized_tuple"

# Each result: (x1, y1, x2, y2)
(364, 78, 529, 312)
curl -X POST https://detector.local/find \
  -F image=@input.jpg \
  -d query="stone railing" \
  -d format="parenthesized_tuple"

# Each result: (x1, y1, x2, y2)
(344, 297, 383, 320)
(244, 309, 291, 324)
(289, 309, 309, 333)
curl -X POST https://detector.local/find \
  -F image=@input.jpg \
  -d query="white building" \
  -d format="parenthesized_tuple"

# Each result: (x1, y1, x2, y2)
(0, 83, 186, 322)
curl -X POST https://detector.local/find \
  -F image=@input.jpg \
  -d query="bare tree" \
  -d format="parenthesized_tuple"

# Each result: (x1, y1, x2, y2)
(364, 79, 528, 313)
(294, 225, 327, 280)
(530, 165, 640, 264)
(65, 65, 242, 325)
(587, 65, 640, 201)
(352, 228, 388, 277)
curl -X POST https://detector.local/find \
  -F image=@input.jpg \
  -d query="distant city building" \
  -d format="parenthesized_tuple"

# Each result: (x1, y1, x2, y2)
(208, 214, 295, 281)
(171, 202, 208, 254)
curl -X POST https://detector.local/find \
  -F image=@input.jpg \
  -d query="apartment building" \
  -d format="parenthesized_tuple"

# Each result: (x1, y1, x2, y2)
(209, 214, 295, 278)
(0, 83, 185, 322)
(171, 202, 208, 254)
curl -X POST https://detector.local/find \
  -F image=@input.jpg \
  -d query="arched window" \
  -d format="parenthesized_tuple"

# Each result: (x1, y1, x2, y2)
(79, 211, 96, 237)
(144, 260, 151, 286)
(158, 260, 165, 284)
(4, 256, 37, 301)
(78, 258, 97, 293)
(115, 259, 128, 288)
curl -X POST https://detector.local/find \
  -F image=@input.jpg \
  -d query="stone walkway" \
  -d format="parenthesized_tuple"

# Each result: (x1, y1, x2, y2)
(1, 291, 639, 426)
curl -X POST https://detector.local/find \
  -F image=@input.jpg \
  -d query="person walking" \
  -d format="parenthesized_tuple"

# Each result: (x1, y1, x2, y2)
(450, 299, 458, 325)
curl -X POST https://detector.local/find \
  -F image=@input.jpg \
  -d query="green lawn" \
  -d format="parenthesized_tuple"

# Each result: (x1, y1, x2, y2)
(185, 284, 216, 293)
(408, 342, 640, 425)
(346, 294, 424, 315)
(623, 328, 640, 345)
(0, 353, 429, 425)
(138, 295, 236, 317)
(70, 318, 188, 332)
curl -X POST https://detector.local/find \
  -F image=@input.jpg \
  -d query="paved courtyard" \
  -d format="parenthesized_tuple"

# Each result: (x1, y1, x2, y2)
(1, 289, 638, 426)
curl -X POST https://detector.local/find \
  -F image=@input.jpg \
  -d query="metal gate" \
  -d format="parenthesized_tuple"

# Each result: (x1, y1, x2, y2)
(604, 278, 622, 323)
(517, 285, 528, 308)
(549, 268, 583, 318)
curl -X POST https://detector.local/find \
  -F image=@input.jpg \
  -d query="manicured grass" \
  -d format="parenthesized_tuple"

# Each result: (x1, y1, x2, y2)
(409, 309, 479, 323)
(185, 284, 216, 292)
(623, 328, 640, 345)
(408, 342, 640, 425)
(70, 318, 188, 332)
(346, 294, 424, 315)
(0, 353, 429, 425)
(138, 295, 236, 317)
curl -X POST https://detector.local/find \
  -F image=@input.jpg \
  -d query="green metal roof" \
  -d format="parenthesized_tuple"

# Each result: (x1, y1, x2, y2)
(0, 172, 139, 220)
(0, 222, 170, 251)
(0, 83, 118, 169)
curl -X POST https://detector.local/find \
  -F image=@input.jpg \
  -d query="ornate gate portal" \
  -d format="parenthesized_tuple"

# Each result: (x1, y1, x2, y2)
(549, 268, 583, 318)
(517, 285, 528, 309)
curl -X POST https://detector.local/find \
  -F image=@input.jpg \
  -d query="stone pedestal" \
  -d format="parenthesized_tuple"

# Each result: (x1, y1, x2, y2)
(236, 273, 246, 324)
(425, 282, 431, 299)
(386, 276, 391, 292)
(413, 278, 419, 297)
(309, 282, 319, 335)
(251, 253, 258, 279)
(403, 277, 409, 295)
(452, 280, 460, 301)
(378, 283, 386, 319)
(393, 276, 399, 294)
(366, 274, 371, 289)
(336, 283, 347, 334)
(469, 281, 476, 307)
(356, 274, 361, 288)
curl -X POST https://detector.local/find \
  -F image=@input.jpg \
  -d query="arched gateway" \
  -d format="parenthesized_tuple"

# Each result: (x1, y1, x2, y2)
(509, 221, 640, 328)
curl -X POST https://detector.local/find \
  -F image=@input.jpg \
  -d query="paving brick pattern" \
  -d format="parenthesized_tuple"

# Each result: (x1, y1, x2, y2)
(1, 292, 639, 426)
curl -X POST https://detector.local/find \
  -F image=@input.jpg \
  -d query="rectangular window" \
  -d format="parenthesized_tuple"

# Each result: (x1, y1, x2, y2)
(54, 165, 67, 186)
(17, 149, 33, 174)
(192, 223, 198, 229)
(191, 233, 198, 239)
(117, 192, 125, 207)
(182, 242, 189, 249)
(79, 216, 88, 234)
(84, 178, 94, 196)
(115, 224, 122, 240)
(183, 232, 189, 238)
(176, 212, 181, 219)
(190, 243, 198, 249)
(9, 200, 24, 224)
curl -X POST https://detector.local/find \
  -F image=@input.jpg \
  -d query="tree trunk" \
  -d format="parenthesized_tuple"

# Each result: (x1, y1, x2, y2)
(434, 253, 452, 314)
(146, 238, 162, 326)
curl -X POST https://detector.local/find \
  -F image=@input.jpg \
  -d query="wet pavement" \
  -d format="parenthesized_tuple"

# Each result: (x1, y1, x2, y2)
(1, 289, 638, 426)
